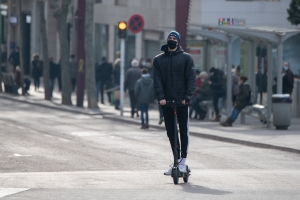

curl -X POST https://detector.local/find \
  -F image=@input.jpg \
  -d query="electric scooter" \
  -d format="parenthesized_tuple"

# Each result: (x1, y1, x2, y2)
(165, 100, 191, 185)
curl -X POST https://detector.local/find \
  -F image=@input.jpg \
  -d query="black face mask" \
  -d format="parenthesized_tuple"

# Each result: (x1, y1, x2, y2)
(167, 40, 177, 50)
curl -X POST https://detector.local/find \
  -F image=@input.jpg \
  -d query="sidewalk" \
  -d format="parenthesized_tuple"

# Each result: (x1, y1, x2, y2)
(1, 85, 300, 154)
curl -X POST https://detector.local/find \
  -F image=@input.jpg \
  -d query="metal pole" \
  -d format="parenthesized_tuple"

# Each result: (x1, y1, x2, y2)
(120, 38, 125, 116)
(253, 41, 258, 102)
(226, 37, 233, 116)
(277, 41, 283, 94)
(267, 43, 273, 128)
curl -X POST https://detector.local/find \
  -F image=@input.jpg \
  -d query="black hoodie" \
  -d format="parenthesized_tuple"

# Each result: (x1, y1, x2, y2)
(153, 44, 196, 102)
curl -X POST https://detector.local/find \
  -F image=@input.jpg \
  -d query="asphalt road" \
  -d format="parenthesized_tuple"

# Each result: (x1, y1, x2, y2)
(0, 98, 300, 200)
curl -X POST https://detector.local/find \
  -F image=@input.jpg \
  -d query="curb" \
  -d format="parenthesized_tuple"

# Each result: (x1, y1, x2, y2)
(103, 115, 300, 155)
(1, 94, 300, 154)
(0, 94, 110, 116)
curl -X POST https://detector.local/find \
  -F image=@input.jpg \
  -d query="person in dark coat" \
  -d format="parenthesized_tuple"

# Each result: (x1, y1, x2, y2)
(125, 58, 141, 118)
(282, 62, 294, 96)
(113, 58, 121, 110)
(221, 76, 251, 127)
(208, 67, 224, 121)
(8, 47, 20, 72)
(98, 57, 113, 104)
(49, 58, 58, 97)
(31, 54, 43, 91)
(153, 31, 196, 175)
(134, 68, 154, 129)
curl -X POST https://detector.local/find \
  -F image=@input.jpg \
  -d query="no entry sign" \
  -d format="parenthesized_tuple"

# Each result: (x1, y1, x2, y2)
(128, 14, 144, 34)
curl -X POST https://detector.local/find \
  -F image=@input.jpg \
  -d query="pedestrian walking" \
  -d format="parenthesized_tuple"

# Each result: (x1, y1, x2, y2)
(97, 57, 113, 104)
(134, 68, 154, 129)
(8, 47, 20, 72)
(208, 67, 224, 122)
(125, 58, 141, 118)
(153, 30, 196, 175)
(139, 58, 147, 69)
(69, 55, 77, 92)
(49, 58, 58, 97)
(220, 76, 251, 127)
(282, 62, 294, 96)
(31, 54, 43, 91)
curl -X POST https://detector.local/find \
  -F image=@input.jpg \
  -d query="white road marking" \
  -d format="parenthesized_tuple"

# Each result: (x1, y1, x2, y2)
(71, 132, 106, 137)
(13, 154, 32, 157)
(29, 130, 37, 134)
(0, 188, 30, 198)
(59, 138, 70, 142)
(17, 126, 25, 130)
(44, 134, 54, 138)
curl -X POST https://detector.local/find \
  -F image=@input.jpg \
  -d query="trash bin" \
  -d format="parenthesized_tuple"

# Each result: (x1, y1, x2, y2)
(272, 94, 292, 130)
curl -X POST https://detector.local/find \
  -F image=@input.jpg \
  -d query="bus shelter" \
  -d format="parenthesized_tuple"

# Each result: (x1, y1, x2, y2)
(188, 25, 300, 127)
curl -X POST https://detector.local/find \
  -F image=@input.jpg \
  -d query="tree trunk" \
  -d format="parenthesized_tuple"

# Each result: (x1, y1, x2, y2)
(58, 8, 72, 105)
(18, 0, 25, 95)
(38, 1, 51, 100)
(0, 44, 2, 92)
(85, 0, 97, 108)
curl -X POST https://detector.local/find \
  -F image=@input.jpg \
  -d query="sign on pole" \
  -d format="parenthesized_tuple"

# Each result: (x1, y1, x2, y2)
(128, 14, 144, 34)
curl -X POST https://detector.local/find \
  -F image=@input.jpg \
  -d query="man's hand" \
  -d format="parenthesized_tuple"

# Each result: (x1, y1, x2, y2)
(159, 99, 166, 105)
(182, 100, 186, 105)
(208, 81, 212, 85)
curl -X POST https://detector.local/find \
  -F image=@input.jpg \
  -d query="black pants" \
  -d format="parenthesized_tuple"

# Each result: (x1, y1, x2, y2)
(212, 95, 220, 116)
(100, 80, 111, 104)
(129, 90, 137, 117)
(34, 77, 40, 90)
(162, 106, 189, 159)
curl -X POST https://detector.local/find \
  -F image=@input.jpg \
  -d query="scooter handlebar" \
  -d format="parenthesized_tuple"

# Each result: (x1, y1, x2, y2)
(162, 100, 190, 107)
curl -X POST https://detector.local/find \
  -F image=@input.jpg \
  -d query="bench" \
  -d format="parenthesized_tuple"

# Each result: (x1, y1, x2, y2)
(2, 73, 19, 94)
(240, 104, 270, 124)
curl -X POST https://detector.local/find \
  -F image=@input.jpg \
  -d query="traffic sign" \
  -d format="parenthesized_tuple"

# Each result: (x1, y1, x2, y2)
(128, 14, 144, 34)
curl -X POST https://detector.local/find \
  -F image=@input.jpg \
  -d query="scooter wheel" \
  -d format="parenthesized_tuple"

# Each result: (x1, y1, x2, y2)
(183, 166, 189, 183)
(172, 168, 179, 185)
(183, 176, 189, 183)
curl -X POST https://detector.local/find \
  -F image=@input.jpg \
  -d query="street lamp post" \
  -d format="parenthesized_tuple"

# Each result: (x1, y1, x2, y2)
(118, 21, 127, 116)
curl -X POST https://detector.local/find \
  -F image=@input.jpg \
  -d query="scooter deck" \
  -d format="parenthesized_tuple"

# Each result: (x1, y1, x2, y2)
(171, 167, 191, 178)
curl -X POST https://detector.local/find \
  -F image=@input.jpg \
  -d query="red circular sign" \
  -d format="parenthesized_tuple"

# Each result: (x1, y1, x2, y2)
(128, 14, 144, 34)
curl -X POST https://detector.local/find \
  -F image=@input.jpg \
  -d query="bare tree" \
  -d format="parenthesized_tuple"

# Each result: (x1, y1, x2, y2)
(85, 0, 97, 108)
(17, 0, 25, 95)
(38, 1, 51, 100)
(50, 0, 72, 105)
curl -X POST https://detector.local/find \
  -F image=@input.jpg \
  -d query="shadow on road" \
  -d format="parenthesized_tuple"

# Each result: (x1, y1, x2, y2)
(180, 182, 232, 195)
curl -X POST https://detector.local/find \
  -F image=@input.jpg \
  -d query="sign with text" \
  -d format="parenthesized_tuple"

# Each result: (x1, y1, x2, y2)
(218, 18, 246, 26)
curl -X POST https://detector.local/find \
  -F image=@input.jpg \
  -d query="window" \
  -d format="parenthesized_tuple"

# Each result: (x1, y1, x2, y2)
(115, 0, 128, 6)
